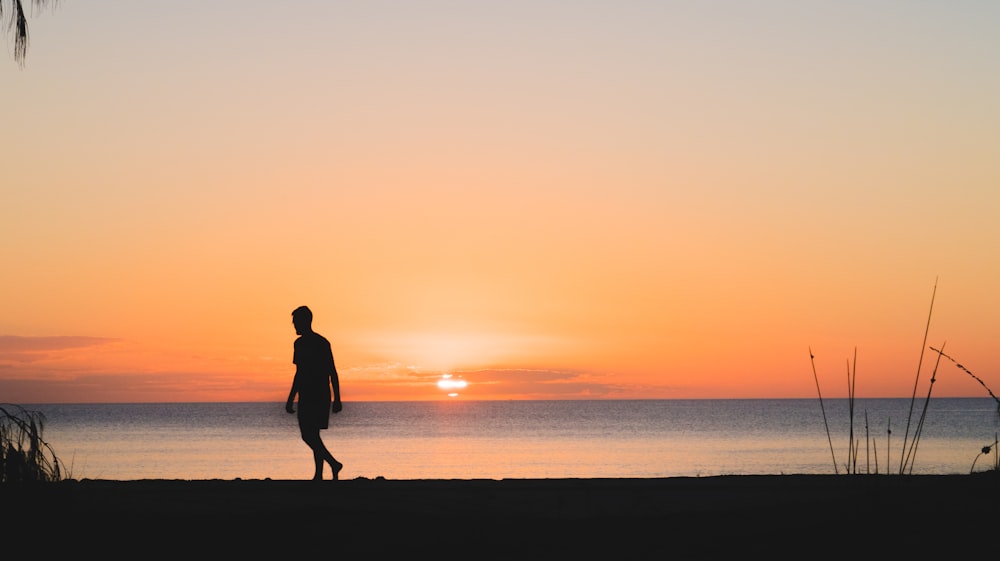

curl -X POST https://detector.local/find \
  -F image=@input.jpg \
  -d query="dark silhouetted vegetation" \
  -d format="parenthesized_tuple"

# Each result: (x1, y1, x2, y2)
(3, 0, 57, 66)
(811, 279, 1000, 475)
(1, 404, 65, 482)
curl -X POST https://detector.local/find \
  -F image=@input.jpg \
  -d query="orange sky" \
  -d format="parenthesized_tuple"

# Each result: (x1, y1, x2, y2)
(3, 2, 1000, 403)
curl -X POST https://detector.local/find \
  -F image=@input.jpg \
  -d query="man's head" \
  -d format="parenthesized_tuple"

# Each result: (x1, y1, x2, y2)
(292, 306, 313, 335)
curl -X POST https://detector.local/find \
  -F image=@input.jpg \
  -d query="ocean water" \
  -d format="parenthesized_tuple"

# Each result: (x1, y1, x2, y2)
(25, 398, 1000, 481)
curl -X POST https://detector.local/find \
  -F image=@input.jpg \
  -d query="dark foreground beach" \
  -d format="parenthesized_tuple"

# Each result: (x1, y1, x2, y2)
(4, 474, 998, 558)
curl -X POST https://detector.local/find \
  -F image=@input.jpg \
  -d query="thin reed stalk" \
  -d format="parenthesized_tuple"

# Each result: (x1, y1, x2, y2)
(902, 342, 945, 474)
(809, 347, 838, 474)
(928, 348, 1000, 472)
(898, 278, 937, 474)
(864, 410, 870, 474)
(872, 431, 879, 474)
(930, 347, 1000, 415)
(886, 418, 891, 475)
(846, 350, 857, 473)
(970, 440, 995, 474)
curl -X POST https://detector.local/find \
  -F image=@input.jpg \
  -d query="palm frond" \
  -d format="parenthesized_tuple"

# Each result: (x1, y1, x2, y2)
(4, 0, 57, 66)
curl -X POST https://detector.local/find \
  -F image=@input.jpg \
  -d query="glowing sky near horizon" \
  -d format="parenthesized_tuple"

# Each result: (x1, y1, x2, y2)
(3, 1, 1000, 403)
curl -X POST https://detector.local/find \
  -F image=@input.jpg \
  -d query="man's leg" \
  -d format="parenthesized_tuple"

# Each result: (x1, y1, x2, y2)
(302, 428, 340, 480)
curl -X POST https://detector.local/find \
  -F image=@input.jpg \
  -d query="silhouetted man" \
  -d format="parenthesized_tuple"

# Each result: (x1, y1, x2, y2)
(285, 305, 343, 480)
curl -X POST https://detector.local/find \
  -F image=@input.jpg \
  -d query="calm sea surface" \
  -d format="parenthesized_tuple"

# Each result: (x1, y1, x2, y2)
(26, 398, 1000, 481)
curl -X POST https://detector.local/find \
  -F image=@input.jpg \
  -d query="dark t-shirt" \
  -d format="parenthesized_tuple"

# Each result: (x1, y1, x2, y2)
(293, 332, 335, 429)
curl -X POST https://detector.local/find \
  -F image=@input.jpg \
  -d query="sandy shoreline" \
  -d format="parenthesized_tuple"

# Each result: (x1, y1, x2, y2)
(4, 474, 998, 557)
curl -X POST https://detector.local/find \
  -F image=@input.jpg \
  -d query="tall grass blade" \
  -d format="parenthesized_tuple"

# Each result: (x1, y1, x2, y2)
(898, 278, 937, 474)
(864, 410, 870, 474)
(847, 349, 857, 473)
(809, 347, 838, 474)
(873, 432, 879, 474)
(903, 342, 945, 474)
(930, 347, 1000, 416)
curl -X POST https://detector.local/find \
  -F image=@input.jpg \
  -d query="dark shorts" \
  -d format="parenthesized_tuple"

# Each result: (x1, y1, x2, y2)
(297, 397, 330, 431)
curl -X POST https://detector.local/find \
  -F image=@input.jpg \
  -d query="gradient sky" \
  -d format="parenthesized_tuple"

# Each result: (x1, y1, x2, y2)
(3, 1, 999, 403)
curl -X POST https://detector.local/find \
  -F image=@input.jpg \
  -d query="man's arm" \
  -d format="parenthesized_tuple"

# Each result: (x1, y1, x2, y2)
(331, 359, 342, 413)
(286, 373, 299, 413)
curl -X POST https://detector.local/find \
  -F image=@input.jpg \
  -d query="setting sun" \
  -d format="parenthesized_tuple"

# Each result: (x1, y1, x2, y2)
(437, 374, 468, 397)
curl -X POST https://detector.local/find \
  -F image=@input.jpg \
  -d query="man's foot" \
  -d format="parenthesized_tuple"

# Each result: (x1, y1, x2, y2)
(331, 460, 343, 481)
